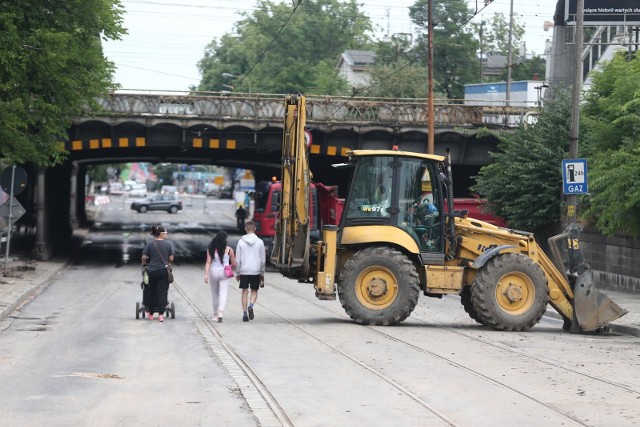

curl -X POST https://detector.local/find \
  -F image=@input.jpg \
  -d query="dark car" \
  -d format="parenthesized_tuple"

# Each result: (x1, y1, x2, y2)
(131, 194, 182, 214)
(218, 187, 233, 199)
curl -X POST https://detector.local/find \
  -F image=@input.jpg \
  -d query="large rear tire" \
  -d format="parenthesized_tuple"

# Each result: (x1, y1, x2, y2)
(471, 253, 548, 331)
(338, 246, 419, 326)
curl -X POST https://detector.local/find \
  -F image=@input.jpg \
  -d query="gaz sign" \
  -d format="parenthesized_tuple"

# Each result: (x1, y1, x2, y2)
(562, 159, 588, 195)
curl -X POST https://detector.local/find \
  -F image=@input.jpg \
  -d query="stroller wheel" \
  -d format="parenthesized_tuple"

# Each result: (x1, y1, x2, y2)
(136, 302, 140, 319)
(170, 302, 175, 319)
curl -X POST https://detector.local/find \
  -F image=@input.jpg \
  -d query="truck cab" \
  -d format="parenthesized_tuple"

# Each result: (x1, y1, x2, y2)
(253, 179, 343, 259)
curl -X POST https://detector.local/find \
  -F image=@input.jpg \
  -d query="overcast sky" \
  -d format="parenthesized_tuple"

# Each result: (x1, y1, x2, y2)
(102, 0, 559, 92)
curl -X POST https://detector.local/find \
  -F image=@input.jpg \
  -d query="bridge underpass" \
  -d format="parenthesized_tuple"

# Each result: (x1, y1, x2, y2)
(18, 93, 531, 259)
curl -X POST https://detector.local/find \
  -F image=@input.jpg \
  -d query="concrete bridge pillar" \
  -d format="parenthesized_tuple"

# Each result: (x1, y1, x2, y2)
(32, 167, 49, 261)
(69, 161, 79, 229)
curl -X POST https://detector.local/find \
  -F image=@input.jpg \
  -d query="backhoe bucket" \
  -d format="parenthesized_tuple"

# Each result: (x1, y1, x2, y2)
(548, 224, 628, 333)
(572, 267, 628, 332)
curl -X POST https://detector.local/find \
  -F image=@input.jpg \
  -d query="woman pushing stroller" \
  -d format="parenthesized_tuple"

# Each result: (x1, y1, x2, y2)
(141, 225, 174, 322)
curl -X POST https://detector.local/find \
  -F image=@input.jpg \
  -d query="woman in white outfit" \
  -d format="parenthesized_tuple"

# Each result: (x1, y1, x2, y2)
(204, 231, 236, 322)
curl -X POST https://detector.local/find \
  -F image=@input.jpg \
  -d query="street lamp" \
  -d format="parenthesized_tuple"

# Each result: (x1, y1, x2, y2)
(221, 73, 251, 93)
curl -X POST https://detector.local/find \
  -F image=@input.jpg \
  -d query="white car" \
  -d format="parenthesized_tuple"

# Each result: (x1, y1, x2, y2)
(129, 184, 147, 198)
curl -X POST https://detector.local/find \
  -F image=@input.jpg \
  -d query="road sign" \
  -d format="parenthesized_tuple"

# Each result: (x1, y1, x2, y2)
(562, 159, 589, 195)
(0, 166, 28, 195)
(0, 196, 26, 226)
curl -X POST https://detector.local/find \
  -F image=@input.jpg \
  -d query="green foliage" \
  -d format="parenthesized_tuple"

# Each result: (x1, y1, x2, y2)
(0, 1, 126, 166)
(358, 64, 428, 98)
(580, 52, 640, 237)
(471, 13, 525, 57)
(409, 0, 478, 99)
(472, 90, 572, 232)
(197, 0, 372, 95)
(499, 55, 546, 82)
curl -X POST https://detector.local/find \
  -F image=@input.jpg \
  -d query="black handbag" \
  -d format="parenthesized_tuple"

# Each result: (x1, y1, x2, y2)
(153, 240, 174, 283)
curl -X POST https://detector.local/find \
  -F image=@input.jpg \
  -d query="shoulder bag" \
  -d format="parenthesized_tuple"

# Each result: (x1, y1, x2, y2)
(220, 247, 234, 278)
(153, 240, 174, 283)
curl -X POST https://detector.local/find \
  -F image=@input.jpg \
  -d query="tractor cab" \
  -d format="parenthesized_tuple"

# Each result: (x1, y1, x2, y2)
(340, 149, 448, 262)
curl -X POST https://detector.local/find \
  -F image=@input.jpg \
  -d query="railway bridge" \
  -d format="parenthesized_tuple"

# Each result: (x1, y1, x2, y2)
(20, 92, 535, 259)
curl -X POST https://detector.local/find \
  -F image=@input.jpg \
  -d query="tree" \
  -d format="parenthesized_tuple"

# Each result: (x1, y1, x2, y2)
(197, 0, 372, 95)
(0, 1, 126, 166)
(409, 0, 479, 99)
(499, 55, 546, 82)
(472, 13, 525, 57)
(580, 52, 640, 237)
(472, 90, 572, 233)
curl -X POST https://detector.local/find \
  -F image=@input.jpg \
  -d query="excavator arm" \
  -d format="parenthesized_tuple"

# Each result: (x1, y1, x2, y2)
(271, 95, 312, 278)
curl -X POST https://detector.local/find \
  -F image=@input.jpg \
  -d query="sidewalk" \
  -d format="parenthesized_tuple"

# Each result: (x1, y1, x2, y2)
(0, 257, 638, 336)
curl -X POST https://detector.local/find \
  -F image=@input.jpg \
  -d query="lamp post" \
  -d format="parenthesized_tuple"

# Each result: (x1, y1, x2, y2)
(221, 73, 251, 93)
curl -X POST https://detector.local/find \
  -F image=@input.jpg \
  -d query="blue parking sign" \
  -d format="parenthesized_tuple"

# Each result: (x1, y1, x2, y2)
(562, 159, 588, 195)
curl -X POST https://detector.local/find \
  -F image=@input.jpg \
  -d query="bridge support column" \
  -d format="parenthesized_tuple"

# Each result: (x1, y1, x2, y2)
(69, 161, 79, 229)
(32, 167, 49, 261)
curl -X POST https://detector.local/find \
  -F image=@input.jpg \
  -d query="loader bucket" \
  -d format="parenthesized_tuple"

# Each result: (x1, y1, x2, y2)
(548, 224, 628, 333)
(572, 267, 628, 332)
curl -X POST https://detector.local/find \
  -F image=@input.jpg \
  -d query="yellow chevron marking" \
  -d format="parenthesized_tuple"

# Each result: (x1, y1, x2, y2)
(226, 139, 236, 149)
(193, 138, 203, 148)
(327, 146, 337, 156)
(209, 139, 220, 148)
(135, 137, 145, 147)
(119, 137, 129, 148)
(72, 140, 83, 151)
(102, 138, 112, 148)
(90, 139, 100, 149)
(310, 145, 320, 154)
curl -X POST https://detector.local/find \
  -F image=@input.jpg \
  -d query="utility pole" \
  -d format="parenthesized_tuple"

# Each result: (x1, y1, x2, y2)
(479, 21, 485, 83)
(568, 0, 584, 224)
(427, 0, 435, 154)
(505, 0, 514, 108)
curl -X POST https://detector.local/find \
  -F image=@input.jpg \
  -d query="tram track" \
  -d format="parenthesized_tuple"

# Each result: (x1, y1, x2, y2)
(173, 282, 294, 427)
(255, 279, 639, 426)
(135, 261, 637, 426)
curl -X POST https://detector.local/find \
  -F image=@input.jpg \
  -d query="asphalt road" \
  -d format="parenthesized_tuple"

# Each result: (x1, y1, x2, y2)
(0, 196, 638, 426)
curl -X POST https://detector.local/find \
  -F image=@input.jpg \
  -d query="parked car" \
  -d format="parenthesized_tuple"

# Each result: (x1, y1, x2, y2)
(129, 183, 147, 198)
(218, 187, 233, 199)
(131, 194, 182, 214)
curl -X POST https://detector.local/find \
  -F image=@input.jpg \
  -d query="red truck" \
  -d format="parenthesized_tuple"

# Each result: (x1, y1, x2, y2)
(252, 180, 344, 258)
(453, 196, 508, 227)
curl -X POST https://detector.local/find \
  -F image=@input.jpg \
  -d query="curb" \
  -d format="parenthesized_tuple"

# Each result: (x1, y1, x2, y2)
(0, 262, 68, 322)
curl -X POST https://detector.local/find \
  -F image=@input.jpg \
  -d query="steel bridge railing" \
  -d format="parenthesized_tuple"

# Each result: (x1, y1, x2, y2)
(88, 90, 537, 128)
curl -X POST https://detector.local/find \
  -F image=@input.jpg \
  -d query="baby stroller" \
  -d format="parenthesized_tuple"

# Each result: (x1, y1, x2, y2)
(136, 268, 176, 319)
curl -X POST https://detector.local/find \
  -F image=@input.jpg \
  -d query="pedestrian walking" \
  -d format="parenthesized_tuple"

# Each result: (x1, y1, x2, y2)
(141, 225, 174, 322)
(204, 231, 236, 322)
(235, 220, 265, 322)
(235, 205, 247, 232)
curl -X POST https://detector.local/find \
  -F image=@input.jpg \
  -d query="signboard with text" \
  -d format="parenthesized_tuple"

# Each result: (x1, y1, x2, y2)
(562, 159, 589, 195)
(565, 0, 640, 25)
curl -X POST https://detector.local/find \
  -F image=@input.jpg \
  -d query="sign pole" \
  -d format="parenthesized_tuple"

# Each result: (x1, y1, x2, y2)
(568, 0, 584, 225)
(4, 166, 16, 275)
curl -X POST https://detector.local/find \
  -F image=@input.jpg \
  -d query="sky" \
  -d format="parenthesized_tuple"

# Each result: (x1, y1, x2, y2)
(102, 0, 560, 91)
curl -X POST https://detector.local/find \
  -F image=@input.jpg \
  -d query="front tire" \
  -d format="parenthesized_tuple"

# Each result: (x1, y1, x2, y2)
(138, 206, 148, 213)
(460, 287, 482, 324)
(471, 253, 548, 331)
(169, 206, 178, 214)
(338, 246, 419, 326)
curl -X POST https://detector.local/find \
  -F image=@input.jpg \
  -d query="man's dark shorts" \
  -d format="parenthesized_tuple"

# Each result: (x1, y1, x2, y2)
(239, 274, 261, 290)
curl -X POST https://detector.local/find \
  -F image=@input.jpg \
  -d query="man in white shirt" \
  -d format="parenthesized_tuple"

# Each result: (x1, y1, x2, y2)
(235, 220, 266, 322)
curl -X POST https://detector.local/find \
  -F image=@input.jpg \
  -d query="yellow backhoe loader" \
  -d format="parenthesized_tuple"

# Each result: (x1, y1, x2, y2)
(271, 94, 626, 332)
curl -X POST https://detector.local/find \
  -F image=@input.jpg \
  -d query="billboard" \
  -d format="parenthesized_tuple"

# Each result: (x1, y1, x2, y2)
(564, 0, 640, 25)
